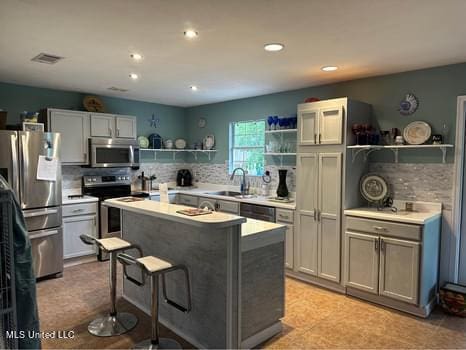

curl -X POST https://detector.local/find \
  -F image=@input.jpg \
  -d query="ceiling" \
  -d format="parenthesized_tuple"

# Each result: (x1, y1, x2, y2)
(1, 0, 466, 107)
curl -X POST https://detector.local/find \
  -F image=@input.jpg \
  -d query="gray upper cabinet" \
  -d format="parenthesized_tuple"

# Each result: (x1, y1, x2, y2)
(116, 116, 137, 139)
(48, 109, 90, 165)
(90, 113, 115, 138)
(91, 113, 137, 139)
(297, 102, 344, 145)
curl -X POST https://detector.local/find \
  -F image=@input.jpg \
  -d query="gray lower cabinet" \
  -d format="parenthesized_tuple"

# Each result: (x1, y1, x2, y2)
(177, 194, 199, 207)
(217, 199, 240, 214)
(379, 237, 420, 304)
(150, 194, 177, 203)
(345, 232, 379, 294)
(197, 196, 240, 214)
(344, 215, 439, 315)
(276, 208, 295, 269)
(63, 202, 98, 259)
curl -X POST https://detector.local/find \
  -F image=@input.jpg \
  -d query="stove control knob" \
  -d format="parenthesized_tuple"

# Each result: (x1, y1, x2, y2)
(92, 178, 97, 182)
(117, 176, 121, 180)
(125, 176, 130, 180)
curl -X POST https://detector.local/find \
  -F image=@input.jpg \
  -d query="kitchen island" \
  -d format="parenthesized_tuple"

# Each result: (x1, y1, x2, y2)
(104, 198, 286, 349)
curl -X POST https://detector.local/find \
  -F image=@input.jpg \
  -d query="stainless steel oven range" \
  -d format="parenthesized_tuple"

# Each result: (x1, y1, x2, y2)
(82, 175, 148, 260)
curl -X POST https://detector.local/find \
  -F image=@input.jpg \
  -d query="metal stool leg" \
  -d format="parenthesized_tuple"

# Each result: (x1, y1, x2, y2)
(88, 251, 138, 337)
(134, 274, 182, 349)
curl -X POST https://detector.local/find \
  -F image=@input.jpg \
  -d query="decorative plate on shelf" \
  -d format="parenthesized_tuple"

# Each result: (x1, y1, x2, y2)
(83, 95, 105, 112)
(175, 138, 187, 149)
(137, 136, 149, 148)
(398, 93, 419, 115)
(403, 121, 431, 145)
(360, 174, 389, 203)
(203, 135, 215, 150)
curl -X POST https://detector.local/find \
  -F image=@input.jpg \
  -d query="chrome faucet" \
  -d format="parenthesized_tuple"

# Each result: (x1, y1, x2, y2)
(230, 167, 249, 195)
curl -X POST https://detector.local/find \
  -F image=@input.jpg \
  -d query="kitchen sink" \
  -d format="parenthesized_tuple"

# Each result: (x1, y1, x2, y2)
(206, 191, 242, 197)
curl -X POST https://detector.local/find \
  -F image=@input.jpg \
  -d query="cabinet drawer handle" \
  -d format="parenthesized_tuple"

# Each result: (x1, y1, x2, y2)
(373, 226, 387, 232)
(278, 214, 288, 220)
(72, 208, 85, 213)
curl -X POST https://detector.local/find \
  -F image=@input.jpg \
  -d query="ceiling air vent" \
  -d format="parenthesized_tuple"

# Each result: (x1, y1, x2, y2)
(108, 87, 128, 92)
(31, 53, 64, 64)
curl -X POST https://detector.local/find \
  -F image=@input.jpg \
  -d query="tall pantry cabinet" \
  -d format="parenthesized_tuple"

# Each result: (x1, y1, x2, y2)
(293, 97, 372, 291)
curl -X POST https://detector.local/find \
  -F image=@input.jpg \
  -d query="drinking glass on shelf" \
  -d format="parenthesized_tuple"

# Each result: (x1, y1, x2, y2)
(267, 116, 274, 131)
(272, 116, 279, 130)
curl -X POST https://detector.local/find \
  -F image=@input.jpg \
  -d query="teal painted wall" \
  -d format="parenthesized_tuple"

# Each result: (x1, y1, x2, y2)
(2, 62, 466, 165)
(186, 63, 466, 163)
(0, 82, 187, 162)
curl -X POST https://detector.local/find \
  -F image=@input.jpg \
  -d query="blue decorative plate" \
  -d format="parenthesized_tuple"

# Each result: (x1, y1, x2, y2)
(399, 93, 419, 115)
(148, 133, 162, 149)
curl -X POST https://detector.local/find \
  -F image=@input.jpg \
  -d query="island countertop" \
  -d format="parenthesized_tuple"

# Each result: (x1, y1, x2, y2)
(104, 197, 246, 228)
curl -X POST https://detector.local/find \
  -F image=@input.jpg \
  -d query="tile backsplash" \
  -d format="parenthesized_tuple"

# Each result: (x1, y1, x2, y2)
(63, 161, 452, 209)
(62, 161, 296, 193)
(368, 163, 454, 209)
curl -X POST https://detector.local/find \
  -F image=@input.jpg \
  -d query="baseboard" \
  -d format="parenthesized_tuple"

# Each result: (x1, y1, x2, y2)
(346, 287, 437, 318)
(286, 270, 346, 294)
(241, 321, 282, 349)
(64, 255, 97, 268)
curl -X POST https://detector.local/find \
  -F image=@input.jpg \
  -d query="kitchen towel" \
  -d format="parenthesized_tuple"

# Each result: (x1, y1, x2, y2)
(159, 183, 169, 203)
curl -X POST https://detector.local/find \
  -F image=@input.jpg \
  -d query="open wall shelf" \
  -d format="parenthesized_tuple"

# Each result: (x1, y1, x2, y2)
(140, 149, 216, 161)
(347, 144, 454, 163)
(265, 129, 297, 134)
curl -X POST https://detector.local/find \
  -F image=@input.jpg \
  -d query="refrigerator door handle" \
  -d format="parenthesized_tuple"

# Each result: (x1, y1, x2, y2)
(29, 229, 59, 240)
(23, 208, 59, 218)
(19, 133, 28, 207)
(10, 134, 19, 197)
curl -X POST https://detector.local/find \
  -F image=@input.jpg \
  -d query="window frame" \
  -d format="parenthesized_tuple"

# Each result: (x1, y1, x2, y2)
(228, 119, 265, 176)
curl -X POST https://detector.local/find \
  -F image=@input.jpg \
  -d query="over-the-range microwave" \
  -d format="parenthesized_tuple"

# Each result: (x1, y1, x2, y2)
(89, 138, 139, 168)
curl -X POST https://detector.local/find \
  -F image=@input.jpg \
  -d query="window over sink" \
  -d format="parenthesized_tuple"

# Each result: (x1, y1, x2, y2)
(229, 120, 265, 176)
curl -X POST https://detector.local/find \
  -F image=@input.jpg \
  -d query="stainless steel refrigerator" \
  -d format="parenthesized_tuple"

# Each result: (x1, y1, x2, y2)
(0, 130, 63, 278)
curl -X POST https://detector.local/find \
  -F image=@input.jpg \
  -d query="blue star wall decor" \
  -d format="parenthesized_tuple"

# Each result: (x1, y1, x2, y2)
(149, 113, 160, 128)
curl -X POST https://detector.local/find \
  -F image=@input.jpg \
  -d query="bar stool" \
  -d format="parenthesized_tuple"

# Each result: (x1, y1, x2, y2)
(80, 234, 144, 337)
(117, 252, 192, 349)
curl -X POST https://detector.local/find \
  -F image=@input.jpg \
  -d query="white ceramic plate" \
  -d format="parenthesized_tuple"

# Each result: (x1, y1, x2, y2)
(203, 135, 215, 150)
(175, 138, 187, 149)
(360, 174, 389, 202)
(403, 121, 431, 145)
(137, 136, 149, 148)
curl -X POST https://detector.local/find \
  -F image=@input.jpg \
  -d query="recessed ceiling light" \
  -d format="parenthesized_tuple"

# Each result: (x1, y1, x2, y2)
(264, 43, 284, 52)
(130, 53, 142, 60)
(129, 73, 139, 80)
(190, 85, 198, 91)
(184, 30, 198, 38)
(321, 66, 338, 72)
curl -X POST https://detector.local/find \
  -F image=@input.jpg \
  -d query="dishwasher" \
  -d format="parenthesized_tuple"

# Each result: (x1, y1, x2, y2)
(240, 203, 276, 222)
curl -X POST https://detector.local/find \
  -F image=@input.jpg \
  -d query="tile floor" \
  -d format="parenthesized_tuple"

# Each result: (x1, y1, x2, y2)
(37, 261, 466, 349)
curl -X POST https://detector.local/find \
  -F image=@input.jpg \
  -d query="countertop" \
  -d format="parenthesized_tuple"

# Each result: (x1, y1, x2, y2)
(104, 197, 246, 228)
(344, 200, 442, 225)
(145, 183, 296, 210)
(241, 218, 286, 252)
(62, 193, 99, 205)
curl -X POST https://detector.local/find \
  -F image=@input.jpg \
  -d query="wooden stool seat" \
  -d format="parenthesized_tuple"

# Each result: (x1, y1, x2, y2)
(137, 256, 173, 273)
